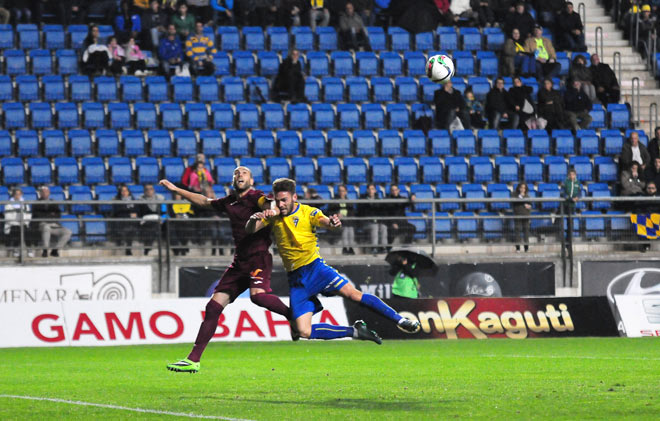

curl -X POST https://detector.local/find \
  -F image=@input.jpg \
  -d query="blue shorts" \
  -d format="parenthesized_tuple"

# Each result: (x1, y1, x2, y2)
(288, 258, 348, 320)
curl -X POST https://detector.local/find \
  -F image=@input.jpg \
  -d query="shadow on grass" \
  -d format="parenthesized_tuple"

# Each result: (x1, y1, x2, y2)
(211, 397, 442, 412)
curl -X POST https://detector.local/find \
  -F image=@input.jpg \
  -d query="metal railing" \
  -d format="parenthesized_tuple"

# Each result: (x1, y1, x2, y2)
(595, 26, 604, 60)
(632, 76, 640, 125)
(650, 102, 658, 134)
(579, 3, 587, 29)
(613, 51, 622, 86)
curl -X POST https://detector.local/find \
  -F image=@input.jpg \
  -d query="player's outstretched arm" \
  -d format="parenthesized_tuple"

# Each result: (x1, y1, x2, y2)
(159, 179, 212, 208)
(319, 214, 342, 230)
(245, 209, 276, 234)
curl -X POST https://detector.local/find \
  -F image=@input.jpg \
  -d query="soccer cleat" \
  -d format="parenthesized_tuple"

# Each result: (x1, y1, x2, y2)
(353, 320, 382, 345)
(397, 317, 421, 333)
(166, 358, 200, 373)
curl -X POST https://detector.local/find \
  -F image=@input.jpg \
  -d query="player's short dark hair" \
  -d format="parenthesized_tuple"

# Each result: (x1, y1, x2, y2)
(273, 178, 296, 195)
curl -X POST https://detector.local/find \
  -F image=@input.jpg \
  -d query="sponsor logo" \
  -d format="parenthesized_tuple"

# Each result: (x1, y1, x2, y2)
(606, 268, 660, 304)
(292, 216, 299, 227)
(250, 268, 264, 281)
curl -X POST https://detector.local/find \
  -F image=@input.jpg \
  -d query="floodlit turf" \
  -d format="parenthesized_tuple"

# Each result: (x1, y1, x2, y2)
(0, 338, 659, 420)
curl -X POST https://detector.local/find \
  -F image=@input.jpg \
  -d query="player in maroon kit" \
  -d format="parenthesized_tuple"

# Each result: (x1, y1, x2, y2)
(160, 167, 293, 373)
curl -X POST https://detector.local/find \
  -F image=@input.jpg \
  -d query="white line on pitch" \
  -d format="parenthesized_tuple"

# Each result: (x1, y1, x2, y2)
(482, 354, 660, 361)
(0, 395, 255, 421)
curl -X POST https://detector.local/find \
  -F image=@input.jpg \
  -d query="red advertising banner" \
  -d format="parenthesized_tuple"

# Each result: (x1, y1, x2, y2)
(344, 297, 618, 339)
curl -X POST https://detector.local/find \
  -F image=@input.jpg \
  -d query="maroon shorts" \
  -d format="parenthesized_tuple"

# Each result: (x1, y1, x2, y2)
(214, 253, 273, 301)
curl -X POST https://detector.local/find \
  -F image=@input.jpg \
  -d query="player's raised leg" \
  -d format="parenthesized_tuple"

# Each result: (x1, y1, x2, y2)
(294, 307, 382, 344)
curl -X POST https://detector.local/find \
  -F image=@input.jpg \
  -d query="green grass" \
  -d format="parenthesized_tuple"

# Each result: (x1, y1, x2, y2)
(0, 338, 659, 420)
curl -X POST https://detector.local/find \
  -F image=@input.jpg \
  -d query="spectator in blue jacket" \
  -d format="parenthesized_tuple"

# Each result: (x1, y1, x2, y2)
(159, 24, 184, 77)
(211, 0, 234, 26)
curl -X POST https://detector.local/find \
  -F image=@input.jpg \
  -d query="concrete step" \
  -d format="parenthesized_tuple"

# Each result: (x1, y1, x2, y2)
(585, 22, 617, 31)
(587, 39, 629, 47)
(596, 46, 639, 56)
(585, 15, 612, 24)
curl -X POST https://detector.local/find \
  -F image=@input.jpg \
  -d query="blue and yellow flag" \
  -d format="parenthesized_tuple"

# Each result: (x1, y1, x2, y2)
(630, 214, 660, 239)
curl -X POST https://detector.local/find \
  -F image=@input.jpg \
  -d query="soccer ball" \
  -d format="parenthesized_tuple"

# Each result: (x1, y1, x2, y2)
(426, 54, 455, 84)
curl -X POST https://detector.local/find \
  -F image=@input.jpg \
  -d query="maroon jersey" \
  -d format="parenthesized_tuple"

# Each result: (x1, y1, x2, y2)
(210, 189, 271, 259)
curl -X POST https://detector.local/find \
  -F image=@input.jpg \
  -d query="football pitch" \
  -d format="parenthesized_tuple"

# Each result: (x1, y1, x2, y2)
(0, 338, 658, 420)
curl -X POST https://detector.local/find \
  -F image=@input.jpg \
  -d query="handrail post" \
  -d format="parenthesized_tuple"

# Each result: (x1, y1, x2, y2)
(595, 26, 604, 60)
(18, 204, 25, 264)
(156, 213, 163, 292)
(632, 76, 640, 126)
(635, 11, 640, 48)
(431, 201, 436, 257)
(613, 51, 621, 87)
(650, 102, 658, 136)
(578, 3, 587, 29)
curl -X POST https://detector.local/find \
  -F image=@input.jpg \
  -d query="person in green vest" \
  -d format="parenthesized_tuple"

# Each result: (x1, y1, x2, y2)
(390, 256, 420, 299)
(524, 25, 560, 81)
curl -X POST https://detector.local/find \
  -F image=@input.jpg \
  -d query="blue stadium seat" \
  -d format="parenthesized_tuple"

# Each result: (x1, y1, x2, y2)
(149, 130, 172, 156)
(454, 130, 476, 155)
(56, 49, 78, 75)
(414, 31, 435, 51)
(194, 76, 218, 103)
(595, 156, 617, 182)
(355, 51, 378, 76)
(43, 75, 65, 101)
(275, 131, 298, 157)
(0, 24, 14, 49)
(54, 157, 79, 184)
(328, 130, 352, 156)
(17, 75, 38, 101)
(133, 102, 156, 129)
(254, 103, 283, 131)
(366, 26, 386, 51)
(481, 211, 503, 240)
(478, 129, 501, 155)
(467, 76, 491, 101)
(30, 49, 52, 75)
(455, 211, 478, 240)
(304, 76, 320, 102)
(394, 157, 418, 183)
(312, 103, 335, 129)
(17, 24, 39, 49)
(404, 51, 426, 76)
(247, 76, 269, 102)
(174, 130, 197, 156)
(211, 103, 234, 129)
(43, 130, 65, 157)
(0, 130, 10, 157)
(453, 50, 474, 77)
(145, 76, 168, 102)
(552, 129, 575, 155)
(292, 26, 314, 51)
(379, 130, 402, 156)
(3, 102, 26, 129)
(28, 158, 52, 184)
(70, 185, 93, 214)
(252, 130, 275, 157)
(484, 27, 505, 51)
(168, 76, 192, 102)
(600, 129, 623, 155)
(446, 156, 468, 183)
(257, 51, 280, 76)
(96, 25, 114, 43)
(331, 51, 354, 76)
(369, 157, 393, 183)
(410, 184, 434, 211)
(538, 183, 560, 210)
(136, 157, 160, 184)
(477, 51, 498, 77)
(94, 76, 117, 101)
(470, 156, 493, 182)
(16, 130, 39, 157)
(108, 157, 133, 184)
(68, 24, 89, 47)
(1, 158, 24, 184)
(389, 27, 410, 51)
(569, 156, 593, 182)
(161, 157, 184, 182)
(307, 51, 329, 77)
(497, 156, 520, 182)
(387, 103, 409, 129)
(420, 157, 443, 183)
(82, 214, 106, 243)
(607, 103, 630, 129)
(460, 27, 482, 50)
(337, 103, 360, 129)
(322, 76, 344, 102)
(545, 156, 568, 183)
(200, 130, 223, 156)
(233, 50, 256, 76)
(185, 103, 209, 129)
(403, 130, 426, 155)
(160, 103, 183, 129)
(119, 129, 142, 157)
(30, 103, 53, 129)
(209, 51, 230, 77)
(529, 130, 550, 155)
(217, 26, 240, 51)
(243, 26, 265, 51)
(346, 76, 369, 102)
(318, 157, 342, 183)
(226, 130, 250, 157)
(589, 104, 606, 129)
(428, 130, 451, 155)
(556, 51, 570, 77)
(302, 130, 324, 156)
(361, 103, 385, 129)
(70, 75, 91, 101)
(292, 157, 316, 183)
(108, 102, 131, 129)
(381, 51, 403, 77)
(405, 211, 427, 240)
(68, 129, 92, 157)
(582, 210, 605, 237)
(213, 157, 236, 183)
(395, 76, 418, 102)
(44, 24, 65, 49)
(577, 129, 600, 155)
(372, 77, 394, 102)
(588, 183, 612, 210)
(267, 27, 289, 52)
(609, 210, 631, 236)
(262, 157, 287, 182)
(236, 103, 259, 129)
(488, 184, 511, 211)
(5, 49, 26, 75)
(462, 183, 486, 211)
(222, 77, 245, 102)
(288, 103, 311, 129)
(0, 75, 12, 100)
(343, 157, 367, 183)
(521, 156, 543, 182)
(317, 26, 337, 50)
(352, 130, 375, 157)
(437, 27, 458, 50)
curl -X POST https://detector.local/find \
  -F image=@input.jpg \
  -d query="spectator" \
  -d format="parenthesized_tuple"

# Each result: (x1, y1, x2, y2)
(390, 256, 420, 299)
(133, 0, 150, 12)
(113, 184, 138, 256)
(124, 37, 148, 75)
(434, 0, 453, 26)
(9, 0, 32, 24)
(339, 2, 370, 51)
(138, 183, 164, 255)
(193, 185, 227, 255)
(327, 185, 356, 255)
(464, 87, 486, 129)
(564, 80, 593, 131)
(281, 0, 305, 26)
(188, 0, 213, 26)
(525, 25, 561, 81)
(142, 0, 168, 50)
(590, 54, 621, 105)
(169, 191, 192, 256)
(353, 0, 374, 26)
(621, 131, 651, 170)
(648, 127, 660, 162)
(181, 153, 206, 187)
(621, 162, 646, 196)
(309, 0, 330, 32)
(159, 24, 184, 77)
(562, 168, 580, 247)
(32, 186, 72, 258)
(505, 2, 535, 40)
(644, 157, 660, 188)
(358, 183, 388, 255)
(0, 1, 7, 24)
(212, 0, 235, 26)
(644, 181, 659, 212)
(538, 78, 567, 130)
(492, 0, 514, 23)
(173, 3, 196, 39)
(82, 26, 111, 76)
(557, 2, 587, 52)
(512, 182, 531, 252)
(116, 0, 142, 43)
(386, 185, 415, 246)
(533, 0, 564, 29)
(451, 0, 476, 26)
(433, 80, 471, 130)
(3, 188, 33, 258)
(637, 5, 655, 58)
(304, 187, 321, 201)
(503, 28, 534, 77)
(471, 0, 495, 27)
(569, 55, 597, 103)
(187, 161, 214, 193)
(508, 76, 536, 129)
(162, 0, 179, 18)
(107, 36, 126, 76)
(274, 49, 305, 102)
(253, 0, 279, 26)
(486, 77, 518, 129)
(185, 21, 217, 76)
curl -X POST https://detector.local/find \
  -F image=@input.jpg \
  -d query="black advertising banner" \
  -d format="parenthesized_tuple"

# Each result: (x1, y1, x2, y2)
(344, 297, 618, 339)
(179, 262, 555, 298)
(581, 261, 660, 296)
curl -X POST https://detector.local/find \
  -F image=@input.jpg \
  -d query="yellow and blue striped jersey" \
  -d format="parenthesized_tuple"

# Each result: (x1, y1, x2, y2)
(262, 203, 325, 272)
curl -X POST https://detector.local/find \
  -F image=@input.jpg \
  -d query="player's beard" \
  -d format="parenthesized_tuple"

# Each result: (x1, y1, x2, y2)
(233, 180, 251, 193)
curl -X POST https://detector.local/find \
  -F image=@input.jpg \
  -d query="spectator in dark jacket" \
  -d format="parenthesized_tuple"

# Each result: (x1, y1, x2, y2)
(113, 184, 138, 255)
(32, 186, 71, 257)
(538, 78, 567, 130)
(502, 28, 534, 76)
(274, 49, 304, 102)
(504, 2, 535, 40)
(512, 182, 531, 252)
(569, 55, 597, 102)
(339, 2, 370, 51)
(533, 0, 564, 29)
(644, 158, 660, 194)
(433, 80, 471, 130)
(621, 131, 651, 170)
(508, 76, 535, 127)
(564, 80, 593, 131)
(492, 0, 514, 22)
(159, 24, 184, 76)
(486, 77, 518, 129)
(386, 185, 416, 246)
(590, 53, 620, 104)
(358, 183, 389, 254)
(142, 0, 167, 50)
(557, 2, 586, 52)
(116, 0, 141, 43)
(648, 127, 660, 162)
(620, 162, 645, 196)
(470, 0, 495, 27)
